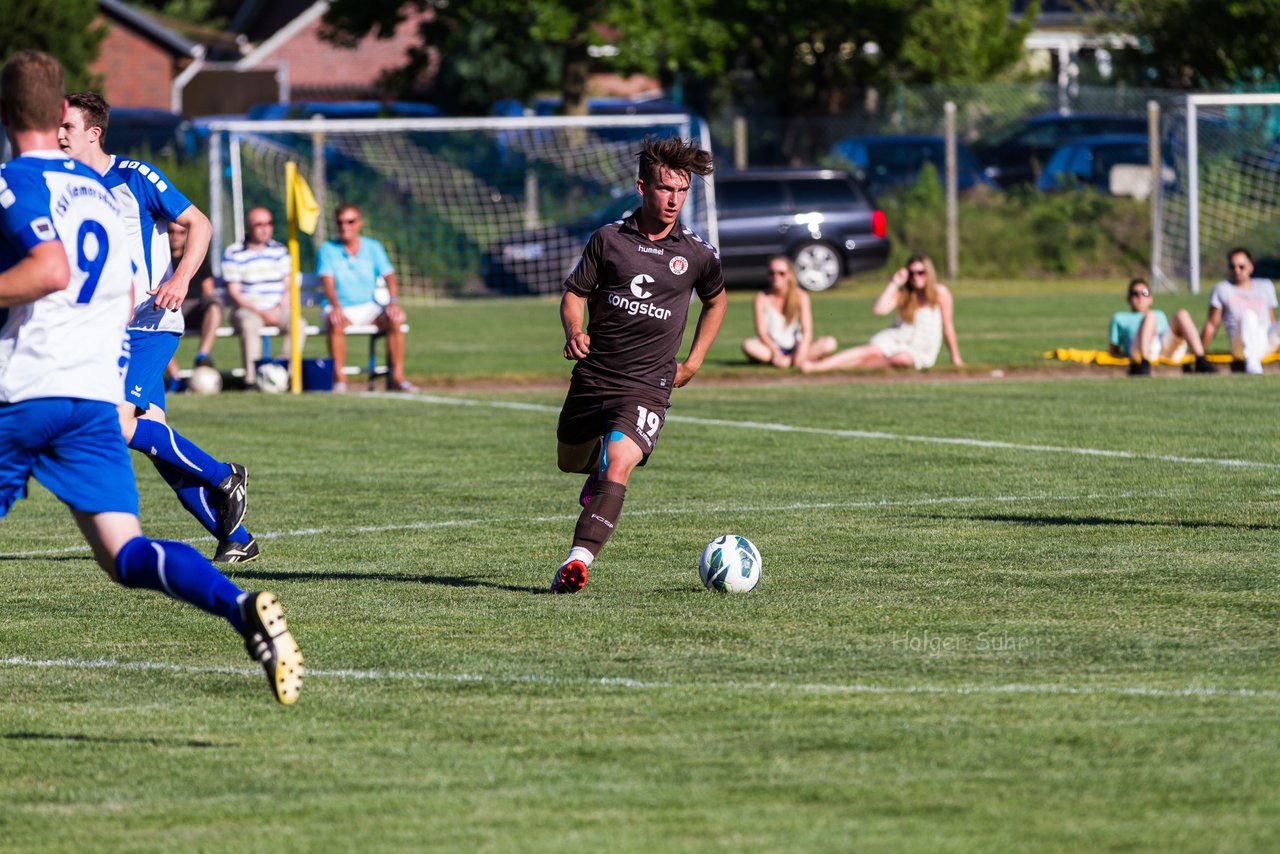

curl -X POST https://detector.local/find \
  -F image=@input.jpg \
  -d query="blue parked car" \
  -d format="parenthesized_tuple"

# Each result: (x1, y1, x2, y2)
(973, 112, 1148, 188)
(829, 134, 992, 195)
(1036, 134, 1176, 196)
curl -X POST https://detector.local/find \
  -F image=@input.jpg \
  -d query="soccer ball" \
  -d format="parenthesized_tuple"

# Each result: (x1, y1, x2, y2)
(256, 362, 290, 393)
(699, 534, 762, 592)
(187, 365, 222, 395)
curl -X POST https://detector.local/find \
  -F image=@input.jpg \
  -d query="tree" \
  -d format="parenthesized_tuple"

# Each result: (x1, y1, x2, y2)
(128, 1, 240, 27)
(1112, 0, 1280, 88)
(895, 0, 1037, 85)
(0, 0, 105, 91)
(321, 0, 1036, 118)
(322, 0, 609, 115)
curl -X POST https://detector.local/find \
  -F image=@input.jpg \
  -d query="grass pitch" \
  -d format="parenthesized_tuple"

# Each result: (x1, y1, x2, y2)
(2, 282, 1279, 851)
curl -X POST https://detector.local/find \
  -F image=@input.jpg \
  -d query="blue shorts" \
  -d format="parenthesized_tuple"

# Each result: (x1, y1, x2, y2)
(0, 398, 139, 517)
(124, 330, 180, 412)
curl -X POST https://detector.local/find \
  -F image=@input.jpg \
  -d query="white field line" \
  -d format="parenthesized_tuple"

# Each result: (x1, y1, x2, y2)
(2, 655, 1277, 701)
(369, 392, 1280, 470)
(1, 492, 1160, 558)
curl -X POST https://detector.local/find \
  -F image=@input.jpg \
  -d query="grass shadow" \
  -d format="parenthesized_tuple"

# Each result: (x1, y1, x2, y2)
(226, 566, 544, 594)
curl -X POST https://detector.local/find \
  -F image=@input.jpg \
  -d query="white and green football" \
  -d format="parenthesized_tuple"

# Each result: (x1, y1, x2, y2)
(699, 535, 762, 593)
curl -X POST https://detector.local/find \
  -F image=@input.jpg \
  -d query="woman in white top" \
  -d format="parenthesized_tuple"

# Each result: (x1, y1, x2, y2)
(801, 254, 963, 372)
(742, 256, 837, 368)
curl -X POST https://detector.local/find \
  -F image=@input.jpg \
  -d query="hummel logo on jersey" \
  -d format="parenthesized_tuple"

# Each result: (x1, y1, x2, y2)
(629, 275, 654, 299)
(637, 245, 664, 256)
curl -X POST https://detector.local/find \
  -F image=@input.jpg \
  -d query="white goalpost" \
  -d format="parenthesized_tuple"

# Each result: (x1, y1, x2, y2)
(1159, 93, 1280, 293)
(202, 114, 717, 297)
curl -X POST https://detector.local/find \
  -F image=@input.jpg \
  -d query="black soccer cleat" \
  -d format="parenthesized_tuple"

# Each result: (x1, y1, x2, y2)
(1127, 359, 1151, 376)
(240, 591, 303, 705)
(212, 463, 248, 537)
(214, 536, 260, 564)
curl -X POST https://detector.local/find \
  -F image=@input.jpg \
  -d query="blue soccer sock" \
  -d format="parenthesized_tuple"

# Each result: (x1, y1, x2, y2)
(115, 536, 245, 633)
(149, 458, 251, 544)
(129, 420, 232, 488)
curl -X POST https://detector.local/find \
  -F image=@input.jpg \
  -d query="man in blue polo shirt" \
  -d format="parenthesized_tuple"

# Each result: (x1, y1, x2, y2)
(316, 203, 416, 392)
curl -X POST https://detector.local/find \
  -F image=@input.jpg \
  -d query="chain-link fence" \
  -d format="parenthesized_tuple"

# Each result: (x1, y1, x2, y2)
(707, 82, 1178, 167)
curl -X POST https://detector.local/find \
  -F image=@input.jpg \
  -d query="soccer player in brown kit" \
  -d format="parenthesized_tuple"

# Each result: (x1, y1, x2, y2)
(551, 137, 728, 593)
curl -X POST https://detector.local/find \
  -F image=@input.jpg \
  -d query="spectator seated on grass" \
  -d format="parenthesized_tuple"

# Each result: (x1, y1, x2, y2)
(1110, 277, 1216, 376)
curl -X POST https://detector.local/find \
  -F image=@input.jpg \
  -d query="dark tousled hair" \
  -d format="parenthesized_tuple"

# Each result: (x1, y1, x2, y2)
(637, 136, 713, 184)
(67, 91, 110, 134)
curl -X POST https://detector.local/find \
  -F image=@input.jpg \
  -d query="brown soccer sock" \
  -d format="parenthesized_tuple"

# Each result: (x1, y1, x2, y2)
(572, 480, 625, 556)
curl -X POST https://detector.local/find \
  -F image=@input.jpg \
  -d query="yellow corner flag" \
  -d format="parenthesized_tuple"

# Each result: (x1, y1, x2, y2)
(286, 162, 319, 236)
(284, 162, 319, 392)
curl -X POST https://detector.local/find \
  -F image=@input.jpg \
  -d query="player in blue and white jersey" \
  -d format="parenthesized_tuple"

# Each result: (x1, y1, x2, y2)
(59, 91, 260, 564)
(0, 50, 300, 704)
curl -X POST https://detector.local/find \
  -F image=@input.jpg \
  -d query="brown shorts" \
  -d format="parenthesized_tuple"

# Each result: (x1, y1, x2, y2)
(556, 373, 670, 464)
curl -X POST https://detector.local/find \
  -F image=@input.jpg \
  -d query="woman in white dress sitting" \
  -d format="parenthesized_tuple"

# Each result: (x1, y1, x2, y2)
(742, 256, 838, 368)
(801, 254, 963, 372)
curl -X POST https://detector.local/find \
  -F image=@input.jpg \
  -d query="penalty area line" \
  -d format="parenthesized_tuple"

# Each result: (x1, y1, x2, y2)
(371, 392, 1280, 470)
(2, 656, 1277, 701)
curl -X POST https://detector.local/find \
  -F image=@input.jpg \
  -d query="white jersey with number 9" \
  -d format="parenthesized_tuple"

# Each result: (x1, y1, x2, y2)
(0, 151, 134, 405)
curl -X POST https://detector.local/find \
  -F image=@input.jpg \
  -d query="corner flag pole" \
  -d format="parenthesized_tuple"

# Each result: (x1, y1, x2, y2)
(284, 161, 319, 393)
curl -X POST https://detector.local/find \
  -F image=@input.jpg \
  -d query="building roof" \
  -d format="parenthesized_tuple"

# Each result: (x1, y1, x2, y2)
(97, 0, 201, 58)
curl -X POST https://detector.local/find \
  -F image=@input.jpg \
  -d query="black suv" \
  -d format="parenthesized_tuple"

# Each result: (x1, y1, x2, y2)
(974, 112, 1148, 188)
(481, 167, 888, 294)
(714, 168, 889, 291)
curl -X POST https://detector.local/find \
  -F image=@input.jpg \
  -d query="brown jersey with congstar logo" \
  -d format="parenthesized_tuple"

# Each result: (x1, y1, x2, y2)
(564, 214, 724, 393)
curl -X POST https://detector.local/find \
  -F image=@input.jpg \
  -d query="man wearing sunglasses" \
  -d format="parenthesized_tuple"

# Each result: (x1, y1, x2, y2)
(317, 203, 416, 392)
(1201, 248, 1280, 374)
(1109, 278, 1216, 375)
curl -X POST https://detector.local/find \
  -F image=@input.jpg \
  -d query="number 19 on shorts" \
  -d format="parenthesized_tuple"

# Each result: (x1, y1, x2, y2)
(636, 405, 662, 448)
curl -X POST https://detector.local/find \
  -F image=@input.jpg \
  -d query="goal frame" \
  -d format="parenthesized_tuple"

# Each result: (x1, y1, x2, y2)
(1181, 92, 1280, 293)
(201, 114, 716, 283)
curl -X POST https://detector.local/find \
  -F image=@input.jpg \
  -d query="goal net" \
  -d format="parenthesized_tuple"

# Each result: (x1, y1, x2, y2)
(1157, 93, 1280, 292)
(202, 114, 716, 297)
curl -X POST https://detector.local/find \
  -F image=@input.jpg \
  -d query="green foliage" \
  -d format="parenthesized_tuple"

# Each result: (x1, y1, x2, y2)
(1114, 0, 1280, 88)
(878, 167, 1150, 278)
(0, 0, 104, 91)
(320, 0, 1036, 118)
(129, 0, 239, 25)
(895, 0, 1038, 84)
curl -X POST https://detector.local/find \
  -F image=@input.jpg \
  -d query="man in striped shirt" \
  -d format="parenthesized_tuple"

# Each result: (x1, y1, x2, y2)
(222, 207, 306, 387)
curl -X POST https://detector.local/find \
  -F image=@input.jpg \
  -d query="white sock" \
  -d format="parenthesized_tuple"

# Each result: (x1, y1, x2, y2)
(564, 546, 594, 567)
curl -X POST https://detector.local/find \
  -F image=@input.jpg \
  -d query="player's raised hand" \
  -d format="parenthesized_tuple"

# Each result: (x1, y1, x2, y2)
(564, 330, 590, 360)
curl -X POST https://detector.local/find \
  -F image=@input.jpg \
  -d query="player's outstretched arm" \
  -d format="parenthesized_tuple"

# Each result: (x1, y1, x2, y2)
(675, 288, 728, 387)
(150, 205, 211, 310)
(561, 290, 590, 360)
(0, 241, 70, 307)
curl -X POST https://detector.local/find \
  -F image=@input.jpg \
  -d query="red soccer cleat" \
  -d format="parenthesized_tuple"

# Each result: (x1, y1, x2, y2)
(549, 559, 588, 594)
